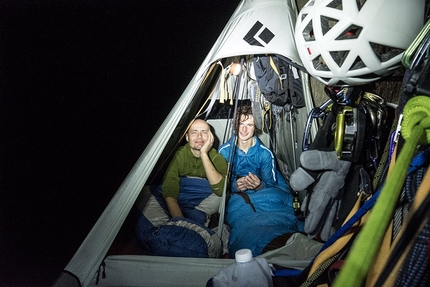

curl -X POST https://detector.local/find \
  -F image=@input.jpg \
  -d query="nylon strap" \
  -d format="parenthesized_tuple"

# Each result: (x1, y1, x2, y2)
(368, 146, 430, 286)
(306, 192, 365, 276)
(372, 115, 398, 191)
(269, 56, 283, 90)
(231, 192, 256, 212)
(299, 251, 343, 287)
(364, 114, 399, 286)
(378, 167, 430, 286)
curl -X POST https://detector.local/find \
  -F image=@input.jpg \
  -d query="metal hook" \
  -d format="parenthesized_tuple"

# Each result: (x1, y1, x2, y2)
(302, 99, 332, 150)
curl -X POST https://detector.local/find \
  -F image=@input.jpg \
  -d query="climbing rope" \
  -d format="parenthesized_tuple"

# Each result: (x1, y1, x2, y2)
(333, 96, 430, 287)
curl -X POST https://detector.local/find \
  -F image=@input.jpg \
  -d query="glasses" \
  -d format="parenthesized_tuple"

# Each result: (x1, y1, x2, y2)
(239, 122, 255, 128)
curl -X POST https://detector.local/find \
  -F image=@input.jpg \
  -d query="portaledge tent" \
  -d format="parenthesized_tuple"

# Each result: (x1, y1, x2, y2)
(52, 1, 316, 286)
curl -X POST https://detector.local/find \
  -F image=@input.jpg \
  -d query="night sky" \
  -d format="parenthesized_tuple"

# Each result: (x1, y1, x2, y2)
(0, 1, 240, 285)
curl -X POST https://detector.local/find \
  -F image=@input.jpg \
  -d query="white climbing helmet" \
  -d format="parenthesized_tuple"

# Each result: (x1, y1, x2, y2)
(294, 0, 425, 86)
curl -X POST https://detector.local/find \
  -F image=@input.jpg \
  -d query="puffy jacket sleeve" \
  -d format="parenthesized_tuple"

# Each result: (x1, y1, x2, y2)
(257, 145, 278, 189)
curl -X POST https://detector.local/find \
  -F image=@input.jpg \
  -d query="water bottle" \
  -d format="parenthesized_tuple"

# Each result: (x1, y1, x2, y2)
(207, 249, 274, 287)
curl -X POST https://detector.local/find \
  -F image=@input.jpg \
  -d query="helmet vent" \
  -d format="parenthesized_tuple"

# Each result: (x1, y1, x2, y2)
(350, 56, 366, 70)
(356, 0, 367, 11)
(321, 16, 340, 36)
(335, 25, 363, 40)
(324, 0, 368, 12)
(369, 42, 404, 62)
(326, 0, 343, 10)
(302, 19, 315, 42)
(312, 55, 330, 71)
(330, 51, 349, 67)
(301, 13, 308, 22)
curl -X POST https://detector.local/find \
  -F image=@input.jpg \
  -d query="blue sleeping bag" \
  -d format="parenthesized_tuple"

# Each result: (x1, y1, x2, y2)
(135, 177, 222, 258)
(226, 180, 304, 258)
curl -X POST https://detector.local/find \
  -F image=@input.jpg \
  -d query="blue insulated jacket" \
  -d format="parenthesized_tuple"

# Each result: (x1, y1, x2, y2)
(218, 136, 278, 192)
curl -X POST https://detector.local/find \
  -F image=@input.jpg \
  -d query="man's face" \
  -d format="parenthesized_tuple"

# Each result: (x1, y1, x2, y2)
(238, 115, 255, 141)
(186, 120, 210, 151)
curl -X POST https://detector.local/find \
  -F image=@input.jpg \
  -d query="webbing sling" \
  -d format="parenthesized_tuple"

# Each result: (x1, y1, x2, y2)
(333, 96, 430, 287)
(269, 56, 284, 90)
(376, 167, 430, 286)
(381, 146, 430, 286)
(300, 193, 368, 287)
(365, 146, 430, 286)
(319, 190, 379, 254)
(231, 192, 256, 212)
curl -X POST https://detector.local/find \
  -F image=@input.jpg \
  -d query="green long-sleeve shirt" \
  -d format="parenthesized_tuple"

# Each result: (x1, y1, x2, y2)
(162, 143, 228, 199)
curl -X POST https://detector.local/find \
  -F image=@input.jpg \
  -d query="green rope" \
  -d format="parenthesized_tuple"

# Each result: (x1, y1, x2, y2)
(332, 96, 430, 287)
(401, 96, 430, 144)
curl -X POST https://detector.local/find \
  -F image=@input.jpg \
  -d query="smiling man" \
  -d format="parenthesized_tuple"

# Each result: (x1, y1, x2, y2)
(162, 119, 228, 218)
(218, 105, 300, 258)
(218, 105, 278, 192)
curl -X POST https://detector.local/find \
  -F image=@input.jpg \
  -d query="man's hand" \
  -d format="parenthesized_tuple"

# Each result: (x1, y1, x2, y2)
(200, 130, 214, 154)
(236, 172, 262, 191)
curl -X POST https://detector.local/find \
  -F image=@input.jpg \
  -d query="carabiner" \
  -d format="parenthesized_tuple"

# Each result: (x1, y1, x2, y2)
(302, 99, 332, 150)
(402, 19, 430, 69)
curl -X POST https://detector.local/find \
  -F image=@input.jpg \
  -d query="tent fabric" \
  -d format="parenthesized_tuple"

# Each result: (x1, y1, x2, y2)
(206, 0, 302, 63)
(90, 255, 236, 287)
(90, 233, 320, 286)
(53, 1, 315, 286)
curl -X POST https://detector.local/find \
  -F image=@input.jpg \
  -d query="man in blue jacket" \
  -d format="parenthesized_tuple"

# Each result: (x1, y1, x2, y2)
(218, 105, 300, 258)
(218, 105, 278, 193)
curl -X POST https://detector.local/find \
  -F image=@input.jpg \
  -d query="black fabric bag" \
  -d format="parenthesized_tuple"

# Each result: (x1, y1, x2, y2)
(254, 54, 305, 108)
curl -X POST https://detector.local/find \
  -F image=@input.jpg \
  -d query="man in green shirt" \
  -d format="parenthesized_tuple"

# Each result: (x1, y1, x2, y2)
(162, 119, 228, 219)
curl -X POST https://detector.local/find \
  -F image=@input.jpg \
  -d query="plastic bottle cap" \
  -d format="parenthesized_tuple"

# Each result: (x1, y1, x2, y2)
(235, 249, 253, 262)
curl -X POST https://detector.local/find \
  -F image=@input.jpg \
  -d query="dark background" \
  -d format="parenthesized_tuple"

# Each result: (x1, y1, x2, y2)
(0, 1, 240, 286)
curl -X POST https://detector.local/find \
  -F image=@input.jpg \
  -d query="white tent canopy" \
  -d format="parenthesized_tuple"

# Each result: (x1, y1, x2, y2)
(53, 1, 316, 286)
(203, 0, 302, 62)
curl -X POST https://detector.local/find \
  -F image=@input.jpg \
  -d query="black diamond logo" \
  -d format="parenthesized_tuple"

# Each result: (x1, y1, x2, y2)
(243, 21, 275, 47)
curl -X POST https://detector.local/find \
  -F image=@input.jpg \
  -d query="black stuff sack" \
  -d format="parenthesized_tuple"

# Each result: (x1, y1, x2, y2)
(254, 54, 305, 108)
